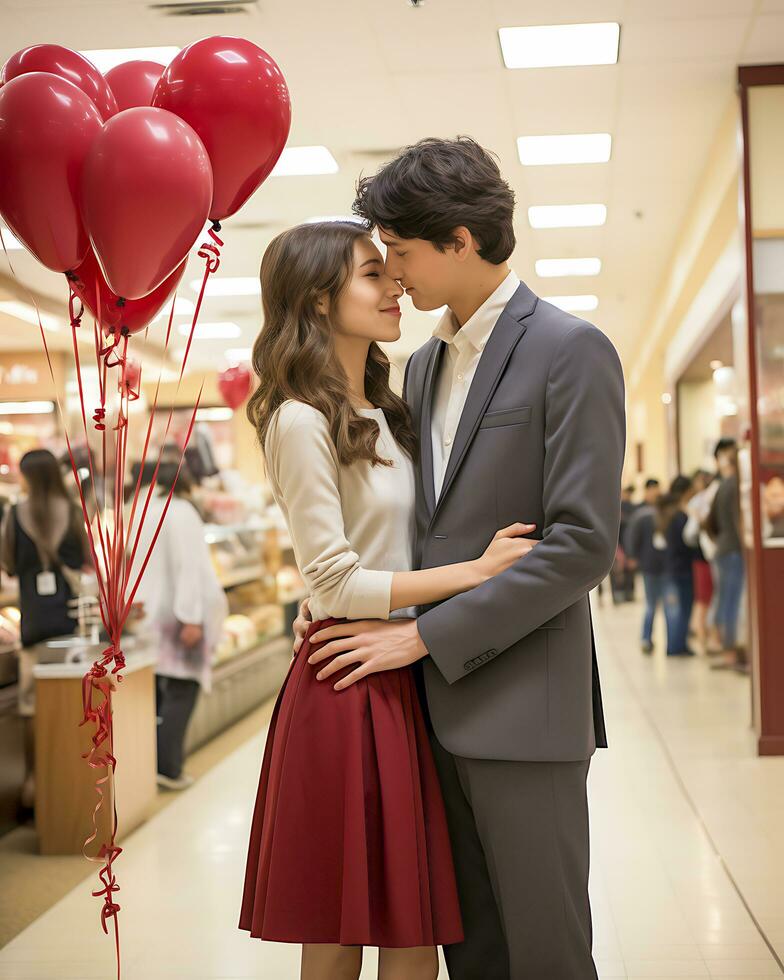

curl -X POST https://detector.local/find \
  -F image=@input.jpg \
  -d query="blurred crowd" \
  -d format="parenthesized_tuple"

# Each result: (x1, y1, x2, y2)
(610, 439, 747, 672)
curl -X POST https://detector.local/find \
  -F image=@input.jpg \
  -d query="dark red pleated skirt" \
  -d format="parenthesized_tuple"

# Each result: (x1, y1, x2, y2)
(238, 618, 464, 948)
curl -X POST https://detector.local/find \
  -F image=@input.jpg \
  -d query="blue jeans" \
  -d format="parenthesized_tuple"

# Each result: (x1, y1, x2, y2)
(665, 571, 694, 655)
(641, 572, 675, 645)
(715, 551, 745, 649)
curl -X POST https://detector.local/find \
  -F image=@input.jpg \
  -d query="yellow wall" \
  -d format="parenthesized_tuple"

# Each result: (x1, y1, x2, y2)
(678, 380, 721, 473)
(749, 86, 784, 235)
(626, 99, 741, 485)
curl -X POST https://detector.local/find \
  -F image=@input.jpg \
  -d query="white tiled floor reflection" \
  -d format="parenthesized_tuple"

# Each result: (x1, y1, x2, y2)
(1, 595, 783, 978)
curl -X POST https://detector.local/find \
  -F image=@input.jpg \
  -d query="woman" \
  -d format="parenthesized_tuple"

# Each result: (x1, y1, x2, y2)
(238, 221, 537, 980)
(133, 462, 228, 790)
(658, 476, 699, 657)
(0, 449, 90, 811)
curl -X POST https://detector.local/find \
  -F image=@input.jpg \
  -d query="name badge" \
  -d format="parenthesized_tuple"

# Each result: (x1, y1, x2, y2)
(36, 571, 57, 596)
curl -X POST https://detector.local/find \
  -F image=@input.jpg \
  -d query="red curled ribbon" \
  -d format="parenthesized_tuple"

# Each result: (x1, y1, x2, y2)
(0, 222, 224, 980)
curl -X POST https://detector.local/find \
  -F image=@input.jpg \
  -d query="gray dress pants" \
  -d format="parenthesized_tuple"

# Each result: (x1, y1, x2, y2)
(429, 733, 597, 980)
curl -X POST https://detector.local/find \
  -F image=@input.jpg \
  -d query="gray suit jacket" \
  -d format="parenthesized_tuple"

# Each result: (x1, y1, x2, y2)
(404, 280, 625, 763)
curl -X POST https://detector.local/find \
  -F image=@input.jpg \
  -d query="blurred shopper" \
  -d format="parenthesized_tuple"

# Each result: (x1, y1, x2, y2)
(684, 467, 720, 652)
(611, 484, 638, 602)
(0, 449, 90, 812)
(706, 443, 747, 671)
(625, 478, 668, 653)
(134, 462, 228, 790)
(659, 475, 700, 656)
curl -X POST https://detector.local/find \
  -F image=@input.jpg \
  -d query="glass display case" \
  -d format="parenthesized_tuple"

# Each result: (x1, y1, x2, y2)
(753, 291, 784, 544)
(204, 517, 305, 668)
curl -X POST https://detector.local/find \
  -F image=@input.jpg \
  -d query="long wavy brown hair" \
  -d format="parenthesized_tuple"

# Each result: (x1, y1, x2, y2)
(246, 221, 418, 468)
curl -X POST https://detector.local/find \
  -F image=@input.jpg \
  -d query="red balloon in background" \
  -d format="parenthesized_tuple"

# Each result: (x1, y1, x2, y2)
(0, 73, 103, 272)
(152, 36, 291, 221)
(123, 358, 142, 390)
(1, 44, 118, 121)
(218, 364, 252, 409)
(69, 247, 187, 336)
(80, 106, 213, 300)
(104, 61, 164, 111)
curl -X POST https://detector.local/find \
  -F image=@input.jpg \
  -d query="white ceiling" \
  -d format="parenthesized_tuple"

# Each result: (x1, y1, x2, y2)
(2, 0, 784, 375)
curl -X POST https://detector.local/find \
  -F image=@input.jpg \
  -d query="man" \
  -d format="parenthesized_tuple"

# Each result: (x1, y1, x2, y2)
(613, 484, 639, 603)
(624, 478, 667, 653)
(295, 136, 625, 978)
(707, 440, 746, 671)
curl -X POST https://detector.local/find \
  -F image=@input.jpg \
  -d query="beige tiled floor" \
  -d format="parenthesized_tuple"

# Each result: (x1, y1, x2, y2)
(0, 594, 782, 979)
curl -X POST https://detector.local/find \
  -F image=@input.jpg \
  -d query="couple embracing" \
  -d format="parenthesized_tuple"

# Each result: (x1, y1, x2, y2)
(238, 136, 625, 980)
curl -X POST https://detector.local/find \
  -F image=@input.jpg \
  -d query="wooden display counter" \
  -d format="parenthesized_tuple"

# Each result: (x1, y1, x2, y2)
(33, 653, 157, 855)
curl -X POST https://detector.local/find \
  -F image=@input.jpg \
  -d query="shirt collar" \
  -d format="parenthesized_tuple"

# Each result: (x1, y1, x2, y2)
(432, 270, 521, 354)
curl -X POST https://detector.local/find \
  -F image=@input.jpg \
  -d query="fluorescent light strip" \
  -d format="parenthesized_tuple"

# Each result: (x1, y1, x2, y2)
(225, 347, 252, 362)
(196, 407, 234, 422)
(178, 322, 241, 339)
(0, 301, 61, 331)
(306, 215, 365, 224)
(543, 295, 599, 312)
(535, 257, 602, 277)
(189, 277, 260, 297)
(517, 133, 611, 166)
(271, 146, 339, 177)
(528, 204, 607, 229)
(154, 296, 196, 320)
(499, 22, 620, 69)
(79, 47, 181, 72)
(0, 400, 55, 415)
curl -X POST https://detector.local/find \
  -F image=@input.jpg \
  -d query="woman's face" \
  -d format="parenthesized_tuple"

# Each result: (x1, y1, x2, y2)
(328, 236, 403, 343)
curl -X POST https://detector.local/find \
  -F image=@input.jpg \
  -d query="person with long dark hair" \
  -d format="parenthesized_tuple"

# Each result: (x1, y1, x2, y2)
(0, 449, 90, 811)
(238, 218, 543, 980)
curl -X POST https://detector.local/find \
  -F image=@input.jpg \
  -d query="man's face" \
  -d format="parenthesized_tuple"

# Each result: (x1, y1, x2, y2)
(716, 448, 737, 478)
(377, 226, 460, 312)
(644, 485, 660, 505)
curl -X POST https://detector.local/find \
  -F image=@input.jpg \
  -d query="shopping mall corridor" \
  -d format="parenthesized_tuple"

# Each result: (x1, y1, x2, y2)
(1, 595, 783, 980)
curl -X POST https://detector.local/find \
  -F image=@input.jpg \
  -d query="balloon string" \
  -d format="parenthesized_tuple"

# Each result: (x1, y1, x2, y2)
(0, 233, 121, 977)
(1, 225, 222, 980)
(122, 222, 223, 598)
(122, 299, 177, 584)
(69, 308, 113, 600)
(71, 304, 125, 980)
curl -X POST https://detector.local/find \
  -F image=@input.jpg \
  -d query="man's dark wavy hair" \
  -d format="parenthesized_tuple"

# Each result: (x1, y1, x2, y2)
(352, 136, 516, 265)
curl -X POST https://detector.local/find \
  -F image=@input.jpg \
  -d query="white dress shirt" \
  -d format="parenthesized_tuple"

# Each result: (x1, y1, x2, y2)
(430, 269, 521, 499)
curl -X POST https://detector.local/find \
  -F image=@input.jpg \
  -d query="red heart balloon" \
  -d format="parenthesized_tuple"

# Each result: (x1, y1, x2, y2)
(80, 106, 212, 300)
(0, 72, 103, 272)
(104, 61, 164, 112)
(218, 365, 252, 410)
(68, 247, 187, 336)
(2, 44, 118, 121)
(153, 36, 291, 221)
(123, 358, 142, 390)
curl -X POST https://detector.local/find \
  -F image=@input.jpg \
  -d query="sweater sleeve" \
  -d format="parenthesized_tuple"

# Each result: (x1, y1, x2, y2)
(266, 402, 393, 620)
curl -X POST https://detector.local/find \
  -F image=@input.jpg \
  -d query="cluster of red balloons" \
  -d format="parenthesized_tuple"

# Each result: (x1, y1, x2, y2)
(0, 38, 290, 334)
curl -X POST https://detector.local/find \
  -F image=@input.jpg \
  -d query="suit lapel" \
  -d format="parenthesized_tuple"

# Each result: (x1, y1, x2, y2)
(419, 338, 445, 515)
(427, 281, 538, 526)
